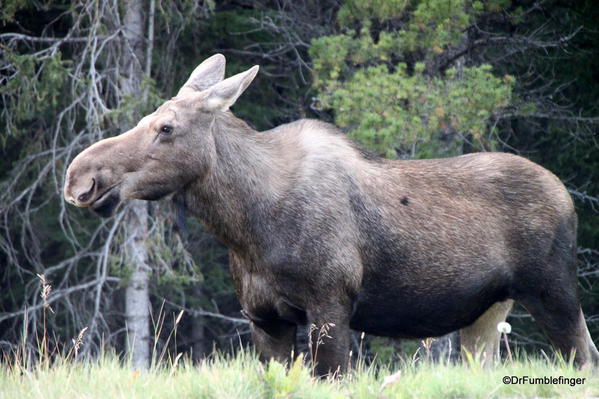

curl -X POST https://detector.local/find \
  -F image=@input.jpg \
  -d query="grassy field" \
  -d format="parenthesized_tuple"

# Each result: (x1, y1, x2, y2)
(1, 350, 597, 399)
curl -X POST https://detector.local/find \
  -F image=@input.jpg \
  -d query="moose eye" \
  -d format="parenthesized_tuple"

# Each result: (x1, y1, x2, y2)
(159, 125, 173, 135)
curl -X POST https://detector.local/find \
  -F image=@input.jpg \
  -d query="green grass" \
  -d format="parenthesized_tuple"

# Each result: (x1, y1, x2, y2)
(1, 351, 597, 399)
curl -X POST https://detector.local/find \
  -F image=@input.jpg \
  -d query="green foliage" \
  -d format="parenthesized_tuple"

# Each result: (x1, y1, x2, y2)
(329, 63, 513, 157)
(105, 76, 168, 129)
(406, 0, 472, 52)
(337, 0, 413, 25)
(368, 337, 398, 364)
(310, 0, 514, 158)
(150, 222, 203, 292)
(0, 50, 70, 143)
(336, 0, 481, 53)
(263, 356, 314, 398)
(0, 0, 34, 22)
(108, 216, 203, 294)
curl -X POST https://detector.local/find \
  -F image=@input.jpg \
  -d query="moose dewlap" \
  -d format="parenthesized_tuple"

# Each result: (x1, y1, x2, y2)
(64, 54, 599, 376)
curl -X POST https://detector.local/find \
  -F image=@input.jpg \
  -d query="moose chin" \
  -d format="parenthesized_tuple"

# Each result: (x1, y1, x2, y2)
(64, 53, 599, 376)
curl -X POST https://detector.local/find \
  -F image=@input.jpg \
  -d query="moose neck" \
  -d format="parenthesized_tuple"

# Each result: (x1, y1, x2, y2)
(184, 113, 285, 257)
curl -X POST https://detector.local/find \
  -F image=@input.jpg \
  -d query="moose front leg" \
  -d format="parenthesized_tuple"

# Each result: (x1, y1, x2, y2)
(250, 319, 297, 365)
(308, 304, 352, 377)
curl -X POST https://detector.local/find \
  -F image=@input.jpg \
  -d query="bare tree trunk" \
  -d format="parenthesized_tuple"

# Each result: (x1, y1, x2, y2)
(120, 0, 152, 369)
(125, 201, 151, 368)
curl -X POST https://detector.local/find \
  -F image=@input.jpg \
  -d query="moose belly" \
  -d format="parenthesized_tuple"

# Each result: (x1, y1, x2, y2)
(349, 279, 509, 339)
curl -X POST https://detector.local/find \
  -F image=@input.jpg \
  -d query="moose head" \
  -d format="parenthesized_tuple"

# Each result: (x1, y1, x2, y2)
(63, 54, 258, 217)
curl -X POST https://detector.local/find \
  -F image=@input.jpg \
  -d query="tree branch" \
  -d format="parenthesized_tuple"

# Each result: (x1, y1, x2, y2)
(494, 112, 599, 124)
(0, 33, 110, 43)
(441, 26, 583, 71)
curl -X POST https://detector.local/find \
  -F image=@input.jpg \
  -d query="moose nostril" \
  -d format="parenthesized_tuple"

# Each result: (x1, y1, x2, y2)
(77, 178, 96, 204)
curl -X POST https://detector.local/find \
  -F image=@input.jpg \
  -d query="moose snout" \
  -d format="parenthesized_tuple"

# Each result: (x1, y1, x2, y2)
(64, 176, 98, 207)
(63, 135, 128, 208)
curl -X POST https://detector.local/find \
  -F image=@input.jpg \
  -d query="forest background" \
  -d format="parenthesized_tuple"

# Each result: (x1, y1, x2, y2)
(0, 0, 598, 368)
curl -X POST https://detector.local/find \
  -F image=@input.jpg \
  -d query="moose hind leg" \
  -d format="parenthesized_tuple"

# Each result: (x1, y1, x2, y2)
(250, 319, 297, 365)
(460, 300, 513, 366)
(520, 289, 597, 368)
(578, 309, 599, 367)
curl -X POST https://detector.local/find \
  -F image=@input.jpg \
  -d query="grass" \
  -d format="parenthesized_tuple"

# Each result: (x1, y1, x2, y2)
(4, 281, 596, 398)
(1, 350, 597, 399)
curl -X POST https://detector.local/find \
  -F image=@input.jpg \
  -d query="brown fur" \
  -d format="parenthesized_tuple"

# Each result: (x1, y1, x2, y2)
(64, 55, 599, 375)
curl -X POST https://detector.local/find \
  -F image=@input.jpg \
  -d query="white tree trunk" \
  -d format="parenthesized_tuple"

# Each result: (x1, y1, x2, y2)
(120, 0, 152, 369)
(125, 201, 152, 369)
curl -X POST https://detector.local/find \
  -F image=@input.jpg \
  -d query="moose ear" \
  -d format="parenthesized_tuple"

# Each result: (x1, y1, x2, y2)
(203, 65, 259, 111)
(177, 54, 226, 96)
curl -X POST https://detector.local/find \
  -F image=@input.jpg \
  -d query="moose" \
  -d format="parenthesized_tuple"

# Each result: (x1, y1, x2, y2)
(64, 54, 598, 375)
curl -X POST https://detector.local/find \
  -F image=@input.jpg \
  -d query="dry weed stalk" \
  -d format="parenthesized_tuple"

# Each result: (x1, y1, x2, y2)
(422, 337, 435, 361)
(72, 327, 89, 357)
(308, 322, 335, 376)
(37, 274, 54, 314)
